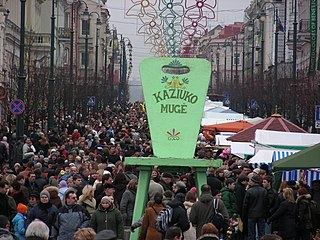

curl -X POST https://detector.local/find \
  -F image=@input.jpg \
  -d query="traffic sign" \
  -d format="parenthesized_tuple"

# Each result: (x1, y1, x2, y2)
(87, 96, 96, 107)
(9, 99, 25, 115)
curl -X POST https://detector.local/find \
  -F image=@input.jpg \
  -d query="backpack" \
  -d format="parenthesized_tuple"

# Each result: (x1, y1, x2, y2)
(154, 205, 173, 233)
(211, 199, 225, 231)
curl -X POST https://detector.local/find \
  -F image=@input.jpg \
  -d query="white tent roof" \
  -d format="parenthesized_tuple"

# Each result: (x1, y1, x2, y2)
(249, 149, 299, 164)
(255, 129, 320, 147)
(231, 142, 254, 155)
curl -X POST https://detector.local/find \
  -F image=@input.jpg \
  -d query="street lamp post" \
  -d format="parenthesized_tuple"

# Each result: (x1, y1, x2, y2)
(230, 39, 234, 86)
(103, 10, 110, 109)
(241, 34, 245, 113)
(249, 20, 255, 85)
(90, 12, 102, 114)
(232, 37, 239, 85)
(216, 46, 220, 94)
(48, 0, 55, 131)
(67, 0, 77, 117)
(223, 41, 227, 87)
(109, 29, 117, 104)
(104, 28, 109, 108)
(82, 6, 89, 120)
(291, 0, 297, 123)
(17, 0, 26, 138)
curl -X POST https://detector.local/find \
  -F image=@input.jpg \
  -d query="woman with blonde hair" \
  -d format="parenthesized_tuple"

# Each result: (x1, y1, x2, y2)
(73, 228, 96, 240)
(78, 185, 96, 216)
(268, 188, 296, 240)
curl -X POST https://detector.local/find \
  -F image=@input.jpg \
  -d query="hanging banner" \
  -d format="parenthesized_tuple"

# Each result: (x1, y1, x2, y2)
(310, 0, 319, 73)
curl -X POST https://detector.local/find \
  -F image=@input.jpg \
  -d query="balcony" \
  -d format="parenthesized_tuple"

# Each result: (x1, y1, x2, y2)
(58, 27, 71, 39)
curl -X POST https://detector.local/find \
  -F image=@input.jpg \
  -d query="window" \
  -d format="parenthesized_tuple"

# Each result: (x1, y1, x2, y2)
(64, 12, 69, 28)
(81, 52, 89, 67)
(82, 20, 90, 35)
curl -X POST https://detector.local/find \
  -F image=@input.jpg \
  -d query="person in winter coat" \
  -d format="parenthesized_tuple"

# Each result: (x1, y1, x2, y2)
(25, 219, 50, 240)
(242, 175, 268, 240)
(120, 179, 137, 226)
(198, 223, 219, 240)
(90, 196, 124, 239)
(221, 178, 237, 218)
(190, 184, 229, 238)
(78, 185, 96, 216)
(51, 188, 90, 240)
(183, 190, 197, 240)
(27, 190, 58, 234)
(45, 186, 62, 209)
(268, 188, 296, 240)
(13, 203, 28, 240)
(113, 173, 128, 207)
(0, 180, 17, 219)
(166, 193, 190, 233)
(58, 180, 68, 201)
(296, 187, 314, 240)
(0, 215, 15, 240)
(138, 192, 165, 240)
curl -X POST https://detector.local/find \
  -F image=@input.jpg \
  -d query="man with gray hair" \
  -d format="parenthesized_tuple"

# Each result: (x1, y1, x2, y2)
(25, 219, 49, 240)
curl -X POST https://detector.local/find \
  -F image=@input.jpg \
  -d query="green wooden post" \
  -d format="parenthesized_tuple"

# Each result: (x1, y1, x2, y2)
(194, 167, 209, 196)
(130, 166, 152, 240)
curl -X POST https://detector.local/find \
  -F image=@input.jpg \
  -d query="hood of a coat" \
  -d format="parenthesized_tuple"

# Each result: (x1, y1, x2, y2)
(199, 193, 213, 203)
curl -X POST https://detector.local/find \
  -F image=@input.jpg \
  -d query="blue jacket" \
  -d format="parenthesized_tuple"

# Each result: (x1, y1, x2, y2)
(12, 213, 26, 240)
(27, 203, 58, 231)
(51, 204, 90, 240)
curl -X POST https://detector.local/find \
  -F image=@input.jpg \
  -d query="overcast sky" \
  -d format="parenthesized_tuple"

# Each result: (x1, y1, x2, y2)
(106, 0, 251, 101)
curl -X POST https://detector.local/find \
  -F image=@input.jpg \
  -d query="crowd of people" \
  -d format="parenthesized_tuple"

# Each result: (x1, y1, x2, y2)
(0, 102, 318, 240)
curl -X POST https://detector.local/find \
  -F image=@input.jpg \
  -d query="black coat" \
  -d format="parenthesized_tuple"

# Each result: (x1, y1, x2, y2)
(234, 182, 246, 218)
(243, 185, 268, 219)
(269, 200, 296, 239)
(167, 199, 190, 232)
(207, 175, 223, 192)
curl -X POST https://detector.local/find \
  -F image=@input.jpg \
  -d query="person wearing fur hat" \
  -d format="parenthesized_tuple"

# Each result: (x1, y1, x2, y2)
(27, 190, 58, 234)
(51, 188, 90, 240)
(12, 203, 28, 240)
(44, 186, 62, 209)
(90, 196, 124, 239)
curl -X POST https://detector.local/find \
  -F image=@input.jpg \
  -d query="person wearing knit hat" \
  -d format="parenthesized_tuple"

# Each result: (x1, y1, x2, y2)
(28, 189, 58, 234)
(90, 195, 124, 239)
(13, 203, 28, 239)
(40, 190, 51, 200)
(173, 181, 187, 195)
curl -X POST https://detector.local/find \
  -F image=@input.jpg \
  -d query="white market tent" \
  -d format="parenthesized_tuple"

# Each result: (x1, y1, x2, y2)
(251, 130, 320, 186)
(202, 100, 244, 126)
(255, 129, 320, 147)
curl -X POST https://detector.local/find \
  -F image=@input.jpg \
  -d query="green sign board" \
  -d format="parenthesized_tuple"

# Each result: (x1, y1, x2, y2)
(140, 58, 211, 159)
